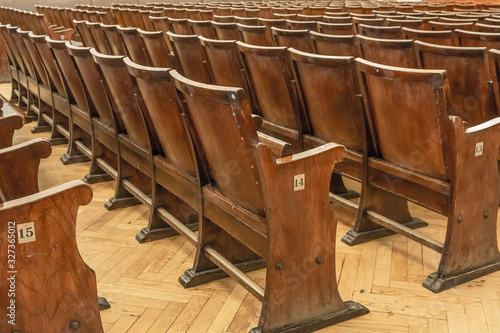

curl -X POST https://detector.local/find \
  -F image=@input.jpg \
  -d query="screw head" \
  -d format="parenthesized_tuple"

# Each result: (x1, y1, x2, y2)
(484, 211, 489, 218)
(315, 257, 323, 264)
(457, 216, 463, 223)
(275, 262, 283, 270)
(69, 321, 80, 331)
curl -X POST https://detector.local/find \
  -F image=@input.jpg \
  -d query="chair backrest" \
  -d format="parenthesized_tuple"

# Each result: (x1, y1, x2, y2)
(86, 21, 111, 54)
(237, 41, 302, 131)
(316, 21, 355, 35)
(401, 27, 454, 46)
(46, 37, 87, 112)
(288, 48, 364, 151)
(453, 29, 500, 49)
(488, 49, 500, 121)
(100, 23, 125, 55)
(74, 19, 97, 48)
(356, 58, 450, 181)
(18, 29, 50, 86)
(429, 20, 475, 31)
(359, 23, 403, 39)
(309, 31, 358, 57)
(167, 31, 211, 84)
(271, 26, 313, 53)
(168, 17, 193, 35)
(189, 19, 217, 38)
(30, 33, 67, 96)
(67, 42, 117, 129)
(286, 19, 317, 30)
(352, 17, 385, 33)
(357, 35, 415, 68)
(385, 18, 423, 29)
(237, 23, 273, 46)
(118, 26, 150, 66)
(91, 49, 152, 149)
(138, 29, 174, 68)
(171, 70, 265, 216)
(321, 15, 352, 24)
(124, 59, 197, 176)
(476, 23, 500, 33)
(9, 26, 36, 79)
(414, 40, 495, 126)
(211, 21, 240, 40)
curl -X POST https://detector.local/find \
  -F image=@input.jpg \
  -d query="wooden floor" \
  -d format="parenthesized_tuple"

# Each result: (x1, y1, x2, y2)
(5, 83, 500, 333)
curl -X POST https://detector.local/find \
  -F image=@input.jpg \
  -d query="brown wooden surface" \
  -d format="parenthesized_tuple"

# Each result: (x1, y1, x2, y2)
(0, 114, 23, 148)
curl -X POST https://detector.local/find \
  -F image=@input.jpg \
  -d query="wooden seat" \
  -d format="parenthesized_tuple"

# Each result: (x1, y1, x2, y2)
(0, 114, 23, 148)
(453, 29, 500, 49)
(359, 23, 403, 39)
(100, 23, 126, 55)
(237, 23, 273, 46)
(385, 18, 424, 29)
(211, 21, 240, 40)
(357, 35, 415, 67)
(237, 41, 303, 149)
(317, 21, 355, 35)
(124, 59, 200, 243)
(138, 29, 176, 68)
(352, 58, 500, 292)
(271, 26, 313, 52)
(199, 37, 256, 111)
(188, 19, 216, 38)
(414, 41, 497, 126)
(309, 31, 358, 57)
(30, 32, 71, 147)
(91, 49, 157, 211)
(401, 27, 455, 46)
(167, 32, 211, 84)
(171, 69, 369, 332)
(118, 26, 151, 66)
(67, 43, 121, 198)
(0, 180, 103, 332)
(429, 20, 475, 31)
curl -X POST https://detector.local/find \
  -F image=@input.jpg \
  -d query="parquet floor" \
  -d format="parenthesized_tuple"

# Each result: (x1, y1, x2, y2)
(5, 83, 500, 333)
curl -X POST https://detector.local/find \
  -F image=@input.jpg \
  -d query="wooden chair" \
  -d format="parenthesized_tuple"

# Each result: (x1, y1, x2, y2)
(30, 33, 71, 147)
(317, 22, 355, 35)
(138, 29, 175, 68)
(488, 49, 500, 124)
(353, 58, 500, 292)
(359, 23, 403, 39)
(0, 114, 23, 149)
(351, 17, 385, 33)
(429, 21, 475, 31)
(271, 26, 313, 53)
(0, 180, 103, 332)
(414, 41, 496, 126)
(124, 59, 200, 242)
(385, 18, 424, 29)
(86, 21, 111, 54)
(288, 48, 367, 197)
(188, 19, 217, 38)
(100, 23, 126, 55)
(357, 35, 415, 67)
(237, 23, 273, 46)
(212, 14, 235, 23)
(199, 37, 257, 111)
(167, 32, 211, 84)
(321, 15, 352, 24)
(67, 43, 122, 200)
(237, 41, 303, 150)
(118, 26, 151, 66)
(401, 27, 455, 46)
(91, 49, 157, 211)
(211, 21, 240, 40)
(168, 17, 193, 35)
(171, 69, 369, 332)
(476, 23, 500, 33)
(309, 31, 358, 57)
(453, 29, 500, 49)
(286, 19, 317, 30)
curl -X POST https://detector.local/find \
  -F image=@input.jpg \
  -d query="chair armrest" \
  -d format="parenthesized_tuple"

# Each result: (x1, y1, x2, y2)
(0, 114, 23, 149)
(257, 132, 292, 158)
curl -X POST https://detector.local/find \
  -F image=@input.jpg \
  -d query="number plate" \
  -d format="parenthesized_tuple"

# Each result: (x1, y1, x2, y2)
(17, 222, 36, 244)
(294, 174, 305, 191)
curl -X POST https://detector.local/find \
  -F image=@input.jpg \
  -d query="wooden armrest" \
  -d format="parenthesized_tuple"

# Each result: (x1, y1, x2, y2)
(0, 114, 23, 149)
(0, 180, 103, 332)
(257, 131, 292, 158)
(252, 114, 263, 129)
(275, 143, 345, 165)
(50, 27, 74, 40)
(0, 139, 52, 202)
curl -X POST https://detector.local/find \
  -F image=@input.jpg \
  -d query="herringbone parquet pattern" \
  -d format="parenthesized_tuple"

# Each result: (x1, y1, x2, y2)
(6, 84, 500, 333)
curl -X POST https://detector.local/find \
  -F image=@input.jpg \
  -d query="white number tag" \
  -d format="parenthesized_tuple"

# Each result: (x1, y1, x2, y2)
(475, 142, 484, 157)
(294, 174, 305, 191)
(17, 222, 36, 244)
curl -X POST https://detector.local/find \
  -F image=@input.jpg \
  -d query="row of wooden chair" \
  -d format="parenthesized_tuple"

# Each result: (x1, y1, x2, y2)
(0, 120, 104, 331)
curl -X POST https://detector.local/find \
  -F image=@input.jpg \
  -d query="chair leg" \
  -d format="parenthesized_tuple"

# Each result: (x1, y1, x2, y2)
(104, 160, 144, 210)
(330, 172, 359, 199)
